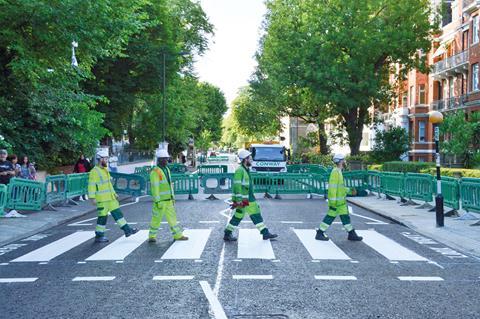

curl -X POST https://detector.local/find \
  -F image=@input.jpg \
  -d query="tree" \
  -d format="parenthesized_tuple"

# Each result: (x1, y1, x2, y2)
(441, 111, 480, 168)
(0, 0, 145, 169)
(371, 127, 410, 162)
(256, 0, 437, 154)
(195, 130, 212, 155)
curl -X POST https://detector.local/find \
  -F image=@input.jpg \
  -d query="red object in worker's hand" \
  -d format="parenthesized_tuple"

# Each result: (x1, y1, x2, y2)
(242, 199, 250, 207)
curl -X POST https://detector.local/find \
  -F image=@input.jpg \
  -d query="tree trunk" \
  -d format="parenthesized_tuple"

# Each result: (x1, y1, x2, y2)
(317, 119, 329, 155)
(344, 107, 367, 155)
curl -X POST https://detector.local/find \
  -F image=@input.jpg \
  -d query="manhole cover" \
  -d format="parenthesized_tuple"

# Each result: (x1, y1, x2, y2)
(232, 315, 288, 319)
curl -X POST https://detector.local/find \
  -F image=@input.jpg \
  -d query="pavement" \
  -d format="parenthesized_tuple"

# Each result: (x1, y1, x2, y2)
(347, 194, 480, 259)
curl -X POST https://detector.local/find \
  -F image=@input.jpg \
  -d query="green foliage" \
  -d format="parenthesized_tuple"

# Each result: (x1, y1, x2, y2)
(371, 127, 410, 162)
(368, 164, 383, 171)
(382, 161, 434, 173)
(440, 111, 480, 168)
(195, 130, 212, 154)
(255, 0, 437, 154)
(420, 168, 480, 178)
(301, 152, 334, 167)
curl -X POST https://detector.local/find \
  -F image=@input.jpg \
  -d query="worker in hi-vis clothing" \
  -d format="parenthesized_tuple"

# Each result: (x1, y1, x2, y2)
(316, 153, 363, 241)
(148, 149, 188, 242)
(88, 149, 138, 243)
(224, 149, 278, 241)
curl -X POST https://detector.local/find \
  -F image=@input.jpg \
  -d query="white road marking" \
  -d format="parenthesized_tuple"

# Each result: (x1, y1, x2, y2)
(219, 208, 232, 219)
(0, 263, 9, 266)
(161, 229, 212, 259)
(200, 281, 228, 319)
(86, 230, 148, 261)
(68, 216, 98, 227)
(232, 275, 273, 280)
(12, 231, 94, 262)
(154, 260, 163, 263)
(115, 261, 124, 264)
(315, 275, 357, 281)
(38, 262, 48, 265)
(199, 221, 220, 224)
(77, 261, 86, 264)
(294, 229, 351, 260)
(195, 259, 203, 263)
(0, 277, 38, 283)
(427, 261, 445, 269)
(350, 260, 359, 264)
(72, 276, 115, 282)
(348, 206, 388, 225)
(357, 230, 428, 261)
(233, 259, 242, 262)
(398, 276, 444, 281)
(152, 276, 194, 281)
(280, 221, 303, 224)
(119, 195, 148, 208)
(238, 229, 275, 259)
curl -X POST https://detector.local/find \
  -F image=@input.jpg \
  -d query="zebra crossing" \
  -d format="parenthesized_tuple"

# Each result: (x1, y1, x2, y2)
(4, 227, 431, 264)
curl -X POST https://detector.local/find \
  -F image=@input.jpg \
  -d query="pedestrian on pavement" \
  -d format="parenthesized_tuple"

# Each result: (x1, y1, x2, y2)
(88, 148, 138, 243)
(316, 153, 363, 241)
(73, 154, 90, 200)
(148, 149, 188, 242)
(0, 149, 16, 185)
(224, 149, 278, 241)
(7, 154, 21, 176)
(109, 153, 119, 173)
(18, 156, 36, 180)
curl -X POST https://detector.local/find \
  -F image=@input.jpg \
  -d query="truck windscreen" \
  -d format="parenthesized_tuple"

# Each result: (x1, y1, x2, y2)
(252, 147, 285, 161)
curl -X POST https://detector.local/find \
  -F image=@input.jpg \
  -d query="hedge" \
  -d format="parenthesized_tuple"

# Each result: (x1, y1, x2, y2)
(420, 168, 480, 178)
(381, 161, 434, 173)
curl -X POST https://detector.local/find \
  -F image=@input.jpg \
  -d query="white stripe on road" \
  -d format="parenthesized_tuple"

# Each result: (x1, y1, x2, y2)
(232, 275, 273, 280)
(280, 221, 303, 224)
(153, 276, 194, 281)
(398, 276, 444, 281)
(199, 221, 220, 224)
(0, 278, 38, 283)
(200, 281, 228, 319)
(72, 276, 115, 282)
(86, 230, 149, 261)
(315, 275, 357, 281)
(238, 229, 275, 260)
(161, 229, 212, 260)
(293, 229, 351, 260)
(12, 231, 94, 262)
(356, 230, 427, 261)
(348, 206, 388, 225)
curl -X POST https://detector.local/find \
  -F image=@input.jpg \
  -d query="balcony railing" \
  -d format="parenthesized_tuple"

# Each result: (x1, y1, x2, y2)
(430, 95, 468, 111)
(432, 50, 469, 76)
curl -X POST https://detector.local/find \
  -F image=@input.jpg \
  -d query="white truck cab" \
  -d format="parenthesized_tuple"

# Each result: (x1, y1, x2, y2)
(249, 144, 288, 173)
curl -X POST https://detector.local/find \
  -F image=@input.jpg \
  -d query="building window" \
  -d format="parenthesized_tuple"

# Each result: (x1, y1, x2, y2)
(409, 85, 414, 106)
(463, 30, 469, 50)
(418, 84, 426, 104)
(472, 63, 479, 91)
(449, 77, 454, 99)
(402, 94, 407, 107)
(473, 16, 479, 44)
(418, 121, 426, 142)
(442, 1, 452, 27)
(361, 132, 369, 147)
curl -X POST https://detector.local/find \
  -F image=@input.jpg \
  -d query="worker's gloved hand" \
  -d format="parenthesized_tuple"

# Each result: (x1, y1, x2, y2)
(230, 202, 240, 209)
(242, 199, 250, 207)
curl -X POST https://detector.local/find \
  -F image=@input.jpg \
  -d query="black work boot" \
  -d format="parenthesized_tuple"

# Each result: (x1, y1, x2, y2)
(223, 232, 237, 241)
(95, 236, 109, 243)
(348, 230, 363, 241)
(124, 227, 139, 237)
(262, 231, 278, 240)
(315, 229, 329, 241)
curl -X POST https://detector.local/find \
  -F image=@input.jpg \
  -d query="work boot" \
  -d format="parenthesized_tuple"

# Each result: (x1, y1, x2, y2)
(175, 235, 189, 241)
(348, 230, 363, 241)
(262, 231, 278, 240)
(223, 232, 237, 241)
(315, 229, 329, 241)
(124, 227, 139, 237)
(95, 236, 109, 243)
(148, 237, 156, 243)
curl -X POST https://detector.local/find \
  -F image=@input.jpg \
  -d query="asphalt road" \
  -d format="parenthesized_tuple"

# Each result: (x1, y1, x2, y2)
(1, 193, 479, 319)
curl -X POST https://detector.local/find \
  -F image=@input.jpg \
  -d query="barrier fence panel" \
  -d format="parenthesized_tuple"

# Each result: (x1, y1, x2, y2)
(269, 174, 313, 196)
(251, 173, 273, 194)
(381, 172, 405, 198)
(207, 156, 229, 163)
(310, 174, 328, 196)
(198, 165, 228, 176)
(367, 171, 382, 194)
(168, 163, 188, 174)
(460, 178, 480, 213)
(172, 174, 199, 199)
(404, 173, 434, 203)
(201, 173, 234, 194)
(287, 164, 328, 175)
(66, 173, 88, 199)
(110, 172, 146, 197)
(45, 174, 67, 206)
(0, 184, 7, 214)
(7, 178, 45, 211)
(343, 171, 369, 196)
(434, 177, 460, 211)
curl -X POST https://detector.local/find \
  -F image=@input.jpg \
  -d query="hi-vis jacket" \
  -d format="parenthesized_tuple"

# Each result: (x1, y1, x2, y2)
(88, 165, 117, 202)
(150, 166, 174, 202)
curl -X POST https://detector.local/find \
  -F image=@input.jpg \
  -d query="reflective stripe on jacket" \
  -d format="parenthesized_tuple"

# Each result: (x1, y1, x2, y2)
(88, 166, 116, 202)
(150, 166, 174, 202)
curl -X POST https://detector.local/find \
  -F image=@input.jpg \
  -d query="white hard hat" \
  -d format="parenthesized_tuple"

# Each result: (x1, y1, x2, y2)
(332, 153, 345, 163)
(156, 149, 170, 158)
(238, 149, 252, 161)
(96, 148, 109, 158)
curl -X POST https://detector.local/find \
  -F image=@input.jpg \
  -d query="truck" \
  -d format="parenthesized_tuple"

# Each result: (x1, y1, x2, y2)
(249, 143, 289, 173)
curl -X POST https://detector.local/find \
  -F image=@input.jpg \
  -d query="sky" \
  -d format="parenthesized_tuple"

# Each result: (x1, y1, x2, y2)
(195, 0, 267, 106)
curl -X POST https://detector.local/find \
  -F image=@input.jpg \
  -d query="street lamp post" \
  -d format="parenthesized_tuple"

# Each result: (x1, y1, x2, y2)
(429, 111, 444, 227)
(161, 51, 189, 143)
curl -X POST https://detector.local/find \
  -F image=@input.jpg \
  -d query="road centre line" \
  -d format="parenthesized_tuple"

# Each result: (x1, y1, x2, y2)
(232, 275, 273, 280)
(153, 276, 194, 281)
(314, 275, 357, 281)
(72, 276, 115, 282)
(0, 278, 38, 283)
(398, 276, 444, 281)
(200, 281, 228, 319)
